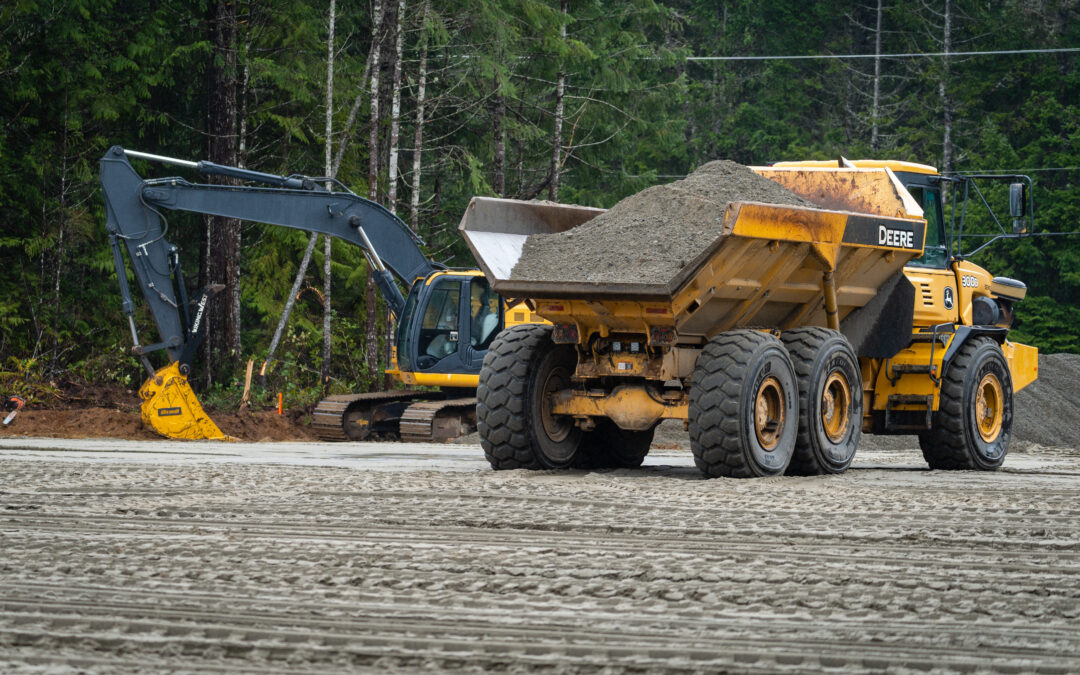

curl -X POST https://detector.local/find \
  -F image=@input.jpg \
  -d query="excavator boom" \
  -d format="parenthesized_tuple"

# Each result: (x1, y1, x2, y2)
(102, 146, 434, 440)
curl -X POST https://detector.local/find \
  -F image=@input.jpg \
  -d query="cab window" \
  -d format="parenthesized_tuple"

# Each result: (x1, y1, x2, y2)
(469, 277, 501, 351)
(907, 185, 948, 268)
(395, 284, 422, 371)
(418, 278, 461, 362)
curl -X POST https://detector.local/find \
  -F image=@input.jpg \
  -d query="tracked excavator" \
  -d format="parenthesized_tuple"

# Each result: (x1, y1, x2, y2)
(101, 146, 586, 442)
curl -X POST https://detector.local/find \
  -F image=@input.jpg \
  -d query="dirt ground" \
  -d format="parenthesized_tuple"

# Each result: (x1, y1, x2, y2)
(0, 437, 1078, 673)
(1, 355, 1079, 672)
(4, 353, 1075, 452)
(510, 160, 812, 285)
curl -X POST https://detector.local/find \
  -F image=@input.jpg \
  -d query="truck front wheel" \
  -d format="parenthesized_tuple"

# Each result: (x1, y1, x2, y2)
(477, 324, 582, 470)
(689, 330, 798, 478)
(919, 337, 1012, 470)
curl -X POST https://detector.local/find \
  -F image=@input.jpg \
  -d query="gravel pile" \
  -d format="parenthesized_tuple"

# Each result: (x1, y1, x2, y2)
(510, 160, 813, 286)
(1013, 352, 1080, 448)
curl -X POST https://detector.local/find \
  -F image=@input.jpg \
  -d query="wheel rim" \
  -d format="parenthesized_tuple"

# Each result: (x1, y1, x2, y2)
(821, 371, 852, 444)
(975, 372, 1004, 443)
(540, 365, 573, 443)
(754, 376, 785, 451)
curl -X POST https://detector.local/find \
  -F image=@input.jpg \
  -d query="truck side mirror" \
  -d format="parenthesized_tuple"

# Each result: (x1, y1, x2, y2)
(1009, 183, 1027, 234)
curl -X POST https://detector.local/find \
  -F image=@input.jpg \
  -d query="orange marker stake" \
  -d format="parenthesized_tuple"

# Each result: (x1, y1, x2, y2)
(278, 392, 283, 415)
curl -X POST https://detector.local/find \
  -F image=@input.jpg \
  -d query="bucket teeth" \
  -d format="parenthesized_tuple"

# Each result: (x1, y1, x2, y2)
(139, 363, 233, 441)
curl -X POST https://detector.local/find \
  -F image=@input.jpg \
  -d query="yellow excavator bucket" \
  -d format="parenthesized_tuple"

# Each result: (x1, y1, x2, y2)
(138, 362, 233, 441)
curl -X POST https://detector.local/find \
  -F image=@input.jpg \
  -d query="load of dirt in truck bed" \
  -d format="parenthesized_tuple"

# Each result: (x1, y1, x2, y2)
(510, 160, 813, 285)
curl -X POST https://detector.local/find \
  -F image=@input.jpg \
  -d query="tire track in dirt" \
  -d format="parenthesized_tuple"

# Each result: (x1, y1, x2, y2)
(2, 452, 1080, 673)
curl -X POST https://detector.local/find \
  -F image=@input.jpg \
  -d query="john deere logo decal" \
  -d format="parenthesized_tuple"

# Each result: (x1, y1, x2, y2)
(944, 287, 955, 310)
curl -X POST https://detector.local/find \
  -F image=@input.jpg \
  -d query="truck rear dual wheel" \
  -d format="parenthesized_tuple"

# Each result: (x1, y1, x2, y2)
(781, 328, 862, 475)
(477, 324, 582, 470)
(689, 330, 798, 478)
(919, 337, 1012, 470)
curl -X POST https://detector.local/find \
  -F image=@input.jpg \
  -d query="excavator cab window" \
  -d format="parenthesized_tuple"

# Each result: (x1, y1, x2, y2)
(469, 277, 502, 351)
(395, 284, 422, 372)
(905, 183, 948, 268)
(417, 278, 462, 365)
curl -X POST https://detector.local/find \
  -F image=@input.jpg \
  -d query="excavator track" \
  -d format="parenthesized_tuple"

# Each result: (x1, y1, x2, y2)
(312, 391, 433, 441)
(398, 397, 479, 443)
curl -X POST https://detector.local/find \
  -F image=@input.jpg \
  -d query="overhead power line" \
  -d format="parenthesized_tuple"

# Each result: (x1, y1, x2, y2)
(946, 167, 1080, 174)
(686, 47, 1080, 62)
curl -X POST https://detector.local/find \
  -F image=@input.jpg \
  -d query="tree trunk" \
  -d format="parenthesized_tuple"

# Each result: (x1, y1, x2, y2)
(331, 49, 374, 178)
(940, 0, 953, 174)
(548, 0, 567, 202)
(383, 0, 406, 386)
(365, 0, 386, 384)
(261, 234, 319, 386)
(322, 0, 337, 390)
(870, 0, 882, 151)
(409, 0, 430, 231)
(493, 78, 506, 197)
(205, 0, 242, 383)
(386, 0, 406, 213)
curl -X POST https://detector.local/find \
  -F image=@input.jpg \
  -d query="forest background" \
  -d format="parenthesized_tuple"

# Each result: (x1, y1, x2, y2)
(2, 0, 1078, 407)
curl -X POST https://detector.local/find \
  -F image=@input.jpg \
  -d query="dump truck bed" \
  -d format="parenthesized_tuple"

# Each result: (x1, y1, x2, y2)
(461, 167, 927, 338)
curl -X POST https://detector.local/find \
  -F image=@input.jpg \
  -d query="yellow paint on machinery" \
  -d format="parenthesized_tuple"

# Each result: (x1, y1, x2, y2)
(138, 362, 233, 441)
(515, 196, 925, 345)
(1003, 340, 1038, 392)
(550, 385, 688, 431)
(461, 161, 1040, 437)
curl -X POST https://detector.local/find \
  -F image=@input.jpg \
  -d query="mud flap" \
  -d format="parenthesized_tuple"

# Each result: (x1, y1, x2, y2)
(139, 362, 232, 441)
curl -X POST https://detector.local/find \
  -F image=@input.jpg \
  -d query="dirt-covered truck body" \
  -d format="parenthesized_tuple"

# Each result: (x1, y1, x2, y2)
(461, 161, 1038, 477)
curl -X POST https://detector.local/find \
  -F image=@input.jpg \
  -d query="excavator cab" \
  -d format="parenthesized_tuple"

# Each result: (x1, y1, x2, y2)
(395, 271, 503, 384)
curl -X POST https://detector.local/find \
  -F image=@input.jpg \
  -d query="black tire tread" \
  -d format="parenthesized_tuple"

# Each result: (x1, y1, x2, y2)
(918, 337, 1009, 470)
(476, 324, 553, 470)
(689, 330, 785, 479)
(781, 327, 860, 476)
(576, 421, 654, 469)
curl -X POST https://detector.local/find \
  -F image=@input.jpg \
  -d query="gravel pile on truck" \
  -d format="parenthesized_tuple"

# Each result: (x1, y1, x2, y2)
(510, 160, 813, 285)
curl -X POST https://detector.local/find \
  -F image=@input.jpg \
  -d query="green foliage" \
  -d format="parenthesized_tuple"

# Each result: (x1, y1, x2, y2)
(2, 0, 1080, 408)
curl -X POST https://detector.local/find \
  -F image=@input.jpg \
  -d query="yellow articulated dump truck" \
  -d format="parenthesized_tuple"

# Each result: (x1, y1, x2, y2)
(460, 160, 1039, 478)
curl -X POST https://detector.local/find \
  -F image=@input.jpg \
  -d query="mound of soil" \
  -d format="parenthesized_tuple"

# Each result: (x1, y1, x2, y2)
(0, 407, 318, 442)
(510, 160, 812, 285)
(1013, 352, 1080, 448)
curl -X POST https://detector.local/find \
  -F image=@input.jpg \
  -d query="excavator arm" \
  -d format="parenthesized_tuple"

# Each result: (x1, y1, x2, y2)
(101, 145, 435, 439)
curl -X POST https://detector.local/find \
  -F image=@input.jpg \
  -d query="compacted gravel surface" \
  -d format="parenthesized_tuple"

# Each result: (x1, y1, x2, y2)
(1, 439, 1078, 674)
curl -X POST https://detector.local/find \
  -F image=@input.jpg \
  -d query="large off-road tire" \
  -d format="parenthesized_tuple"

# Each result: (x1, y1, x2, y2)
(575, 420, 655, 469)
(918, 337, 1012, 471)
(781, 327, 862, 475)
(477, 324, 582, 470)
(689, 330, 799, 478)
